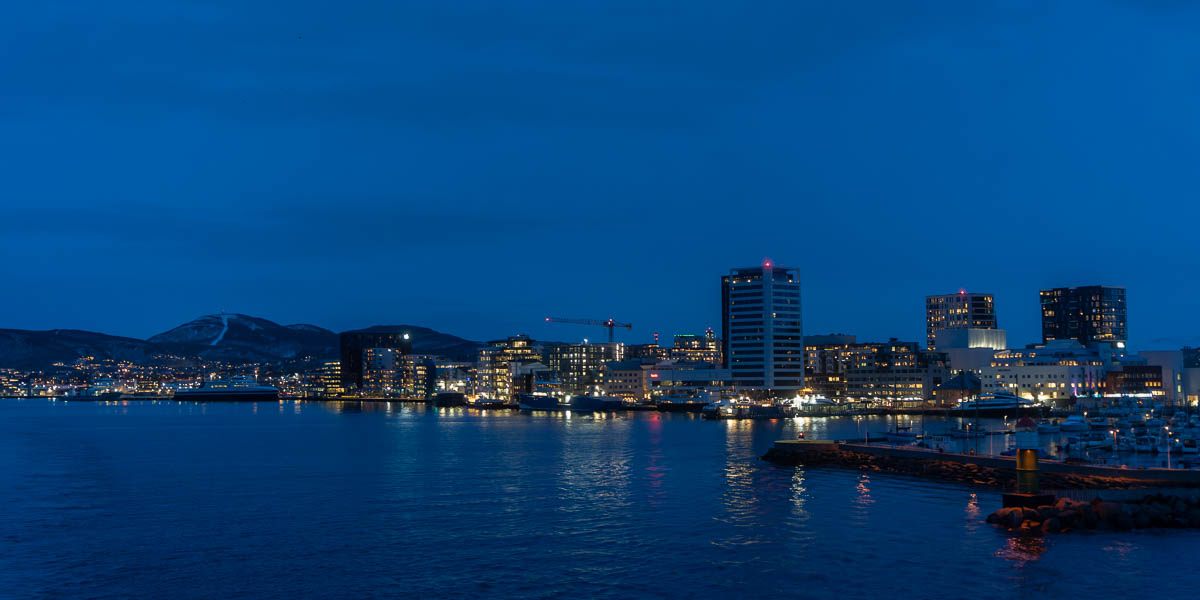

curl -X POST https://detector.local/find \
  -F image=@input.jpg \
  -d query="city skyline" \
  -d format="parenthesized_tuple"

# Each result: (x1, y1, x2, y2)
(0, 273, 1180, 350)
(4, 2, 1200, 349)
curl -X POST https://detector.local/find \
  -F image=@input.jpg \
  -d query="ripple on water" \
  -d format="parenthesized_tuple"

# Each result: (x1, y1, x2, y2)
(1, 402, 1199, 598)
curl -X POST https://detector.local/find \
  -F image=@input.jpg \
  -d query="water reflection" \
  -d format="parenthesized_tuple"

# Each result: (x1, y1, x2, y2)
(995, 535, 1047, 566)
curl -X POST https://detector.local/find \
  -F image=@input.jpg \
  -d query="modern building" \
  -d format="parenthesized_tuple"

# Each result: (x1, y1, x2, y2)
(362, 349, 437, 399)
(803, 334, 864, 399)
(1040, 285, 1127, 347)
(668, 330, 722, 365)
(543, 342, 623, 393)
(644, 361, 732, 400)
(339, 328, 414, 389)
(926, 291, 997, 350)
(1105, 365, 1165, 399)
(599, 359, 648, 402)
(1140, 350, 1185, 404)
(933, 328, 1008, 374)
(721, 262, 804, 394)
(979, 340, 1110, 404)
(844, 339, 948, 403)
(626, 343, 669, 361)
(476, 335, 541, 401)
(298, 361, 345, 398)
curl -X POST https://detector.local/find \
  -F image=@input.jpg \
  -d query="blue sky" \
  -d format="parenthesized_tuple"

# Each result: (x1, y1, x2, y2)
(3, 1, 1199, 347)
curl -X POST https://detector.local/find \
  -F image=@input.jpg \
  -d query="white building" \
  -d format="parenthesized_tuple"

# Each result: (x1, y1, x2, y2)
(721, 262, 803, 395)
(979, 340, 1108, 403)
(935, 328, 1007, 373)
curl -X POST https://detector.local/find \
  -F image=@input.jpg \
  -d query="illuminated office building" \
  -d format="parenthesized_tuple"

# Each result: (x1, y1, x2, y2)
(721, 262, 804, 393)
(925, 291, 997, 350)
(476, 335, 541, 401)
(544, 342, 623, 393)
(339, 328, 413, 389)
(1040, 285, 1127, 347)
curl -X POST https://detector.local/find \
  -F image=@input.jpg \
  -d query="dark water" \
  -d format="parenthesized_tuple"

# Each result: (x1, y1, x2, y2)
(1, 400, 1197, 599)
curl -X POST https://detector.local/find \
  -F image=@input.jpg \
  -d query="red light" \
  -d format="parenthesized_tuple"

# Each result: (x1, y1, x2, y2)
(545, 317, 550, 321)
(959, 289, 966, 295)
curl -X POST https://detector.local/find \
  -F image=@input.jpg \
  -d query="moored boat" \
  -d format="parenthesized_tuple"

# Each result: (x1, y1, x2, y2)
(174, 376, 278, 402)
(517, 393, 568, 411)
(950, 392, 1036, 416)
(433, 392, 467, 407)
(1059, 415, 1090, 432)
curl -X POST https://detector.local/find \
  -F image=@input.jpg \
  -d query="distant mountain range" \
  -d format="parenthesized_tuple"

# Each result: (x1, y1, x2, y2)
(0, 314, 481, 371)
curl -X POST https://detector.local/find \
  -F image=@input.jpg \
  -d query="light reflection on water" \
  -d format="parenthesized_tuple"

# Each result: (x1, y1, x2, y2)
(1, 401, 1200, 598)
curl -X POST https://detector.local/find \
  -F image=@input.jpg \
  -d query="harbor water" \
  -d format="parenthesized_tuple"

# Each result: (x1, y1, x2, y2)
(2, 400, 1199, 599)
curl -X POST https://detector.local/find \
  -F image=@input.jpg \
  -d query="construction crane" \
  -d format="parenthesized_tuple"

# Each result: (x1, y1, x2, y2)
(544, 317, 632, 343)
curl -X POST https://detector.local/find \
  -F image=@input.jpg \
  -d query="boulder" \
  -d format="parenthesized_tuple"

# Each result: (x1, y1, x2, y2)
(1094, 501, 1122, 522)
(1058, 509, 1080, 527)
(1036, 505, 1060, 520)
(1007, 508, 1024, 529)
(1041, 517, 1062, 534)
(1187, 509, 1200, 528)
(1134, 510, 1151, 529)
(1114, 513, 1135, 531)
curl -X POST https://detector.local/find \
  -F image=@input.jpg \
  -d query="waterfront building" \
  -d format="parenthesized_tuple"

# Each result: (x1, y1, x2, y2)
(668, 330, 722, 366)
(339, 328, 413, 389)
(543, 342, 623, 393)
(0, 370, 23, 397)
(721, 262, 804, 394)
(979, 340, 1109, 403)
(599, 359, 648, 402)
(312, 361, 344, 397)
(399, 355, 437, 400)
(1140, 350, 1185, 404)
(1040, 285, 1127, 347)
(511, 361, 561, 397)
(932, 371, 981, 407)
(844, 339, 947, 403)
(803, 334, 860, 399)
(476, 335, 540, 401)
(1183, 348, 1200, 406)
(626, 343, 669, 361)
(926, 291, 997, 350)
(933, 328, 1007, 373)
(643, 360, 731, 400)
(1105, 365, 1165, 399)
(363, 348, 403, 396)
(434, 361, 473, 394)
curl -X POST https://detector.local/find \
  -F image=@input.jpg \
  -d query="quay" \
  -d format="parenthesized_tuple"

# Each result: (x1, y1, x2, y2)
(763, 439, 1200, 489)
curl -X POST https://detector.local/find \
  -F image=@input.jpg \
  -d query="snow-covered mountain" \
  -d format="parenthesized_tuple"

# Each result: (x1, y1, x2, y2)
(148, 314, 339, 362)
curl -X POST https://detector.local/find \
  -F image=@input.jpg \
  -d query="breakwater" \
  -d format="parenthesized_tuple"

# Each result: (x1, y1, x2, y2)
(762, 440, 1200, 489)
(988, 494, 1200, 533)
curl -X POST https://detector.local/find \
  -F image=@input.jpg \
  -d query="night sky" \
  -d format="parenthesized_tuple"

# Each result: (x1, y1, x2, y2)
(4, 2, 1199, 348)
